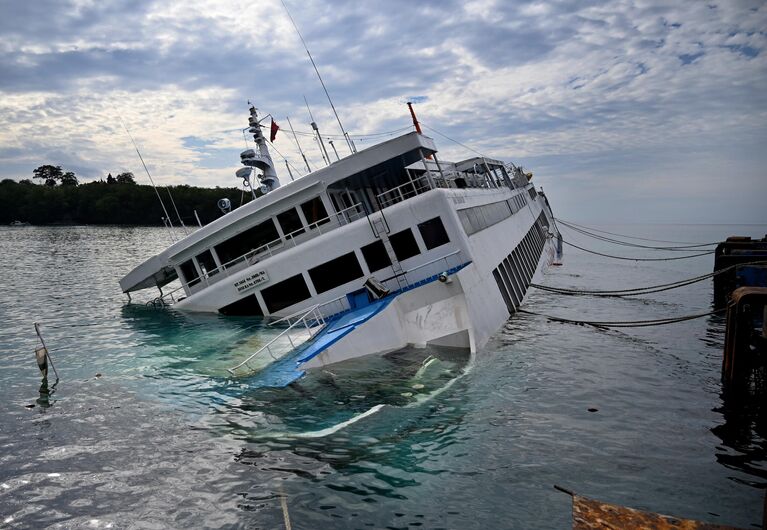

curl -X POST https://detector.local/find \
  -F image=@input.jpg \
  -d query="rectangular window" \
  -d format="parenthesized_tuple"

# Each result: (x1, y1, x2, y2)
(497, 263, 517, 312)
(502, 258, 522, 305)
(361, 240, 392, 272)
(179, 259, 199, 285)
(493, 269, 514, 314)
(417, 217, 450, 250)
(301, 197, 330, 228)
(214, 219, 280, 265)
(196, 249, 218, 277)
(457, 200, 514, 236)
(218, 294, 264, 316)
(389, 228, 421, 261)
(308, 252, 364, 294)
(277, 208, 304, 239)
(261, 274, 311, 313)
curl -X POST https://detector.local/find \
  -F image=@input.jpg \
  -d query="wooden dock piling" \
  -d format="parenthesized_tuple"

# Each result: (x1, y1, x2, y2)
(722, 287, 767, 387)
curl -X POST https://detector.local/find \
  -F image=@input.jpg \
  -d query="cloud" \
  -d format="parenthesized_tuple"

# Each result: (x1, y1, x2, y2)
(0, 0, 765, 222)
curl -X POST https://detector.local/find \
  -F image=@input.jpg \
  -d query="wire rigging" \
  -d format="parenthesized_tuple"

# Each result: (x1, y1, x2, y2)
(289, 126, 412, 140)
(266, 138, 304, 179)
(420, 122, 490, 159)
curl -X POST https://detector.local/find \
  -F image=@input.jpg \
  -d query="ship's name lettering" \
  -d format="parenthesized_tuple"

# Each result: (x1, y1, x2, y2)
(234, 270, 269, 293)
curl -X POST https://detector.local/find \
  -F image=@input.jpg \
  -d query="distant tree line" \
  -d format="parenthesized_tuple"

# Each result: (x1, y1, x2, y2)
(1, 165, 251, 226)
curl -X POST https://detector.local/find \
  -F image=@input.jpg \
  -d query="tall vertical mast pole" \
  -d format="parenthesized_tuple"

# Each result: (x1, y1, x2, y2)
(286, 115, 311, 173)
(407, 101, 423, 134)
(281, 0, 355, 154)
(305, 96, 330, 166)
(407, 102, 432, 160)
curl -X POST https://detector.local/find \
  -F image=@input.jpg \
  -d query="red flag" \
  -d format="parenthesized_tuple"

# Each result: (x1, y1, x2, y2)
(270, 119, 279, 142)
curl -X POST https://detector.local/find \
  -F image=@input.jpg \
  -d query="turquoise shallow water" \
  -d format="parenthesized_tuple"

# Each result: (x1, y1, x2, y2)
(0, 223, 765, 529)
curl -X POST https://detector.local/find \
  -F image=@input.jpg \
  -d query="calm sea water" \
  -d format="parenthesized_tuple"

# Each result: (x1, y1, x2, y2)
(1, 223, 765, 529)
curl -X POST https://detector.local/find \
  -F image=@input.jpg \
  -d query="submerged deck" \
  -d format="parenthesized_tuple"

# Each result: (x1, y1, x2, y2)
(241, 297, 395, 388)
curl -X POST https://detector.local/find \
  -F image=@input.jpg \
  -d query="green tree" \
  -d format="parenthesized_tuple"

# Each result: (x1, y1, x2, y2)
(106, 173, 116, 184)
(115, 172, 136, 184)
(60, 171, 78, 186)
(33, 165, 63, 186)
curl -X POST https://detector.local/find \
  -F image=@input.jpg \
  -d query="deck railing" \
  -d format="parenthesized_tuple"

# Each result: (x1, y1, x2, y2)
(379, 250, 466, 293)
(376, 175, 432, 209)
(178, 203, 366, 297)
(227, 304, 325, 376)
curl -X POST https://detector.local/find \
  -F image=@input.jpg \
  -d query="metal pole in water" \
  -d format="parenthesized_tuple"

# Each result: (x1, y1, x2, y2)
(34, 322, 59, 382)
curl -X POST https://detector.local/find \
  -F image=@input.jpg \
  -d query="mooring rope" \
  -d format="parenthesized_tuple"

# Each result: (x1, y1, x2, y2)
(554, 218, 720, 246)
(531, 260, 767, 297)
(518, 307, 726, 328)
(556, 219, 717, 251)
(561, 239, 715, 261)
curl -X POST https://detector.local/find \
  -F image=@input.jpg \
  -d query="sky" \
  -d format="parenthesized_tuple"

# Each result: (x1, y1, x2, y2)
(0, 0, 765, 224)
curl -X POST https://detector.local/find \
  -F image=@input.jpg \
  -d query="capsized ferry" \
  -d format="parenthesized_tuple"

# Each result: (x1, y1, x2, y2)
(120, 104, 561, 385)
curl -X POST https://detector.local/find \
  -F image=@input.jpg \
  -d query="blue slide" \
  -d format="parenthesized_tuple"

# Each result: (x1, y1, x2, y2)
(247, 296, 395, 388)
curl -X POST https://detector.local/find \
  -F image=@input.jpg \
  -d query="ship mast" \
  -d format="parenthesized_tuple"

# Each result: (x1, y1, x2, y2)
(238, 105, 281, 194)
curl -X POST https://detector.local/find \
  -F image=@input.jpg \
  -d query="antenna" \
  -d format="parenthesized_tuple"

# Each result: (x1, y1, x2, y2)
(305, 96, 330, 166)
(284, 160, 294, 181)
(119, 116, 178, 242)
(286, 116, 311, 173)
(328, 139, 340, 161)
(281, 0, 355, 154)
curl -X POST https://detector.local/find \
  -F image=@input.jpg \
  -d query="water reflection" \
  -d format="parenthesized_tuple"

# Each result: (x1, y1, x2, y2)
(36, 377, 57, 409)
(708, 314, 767, 488)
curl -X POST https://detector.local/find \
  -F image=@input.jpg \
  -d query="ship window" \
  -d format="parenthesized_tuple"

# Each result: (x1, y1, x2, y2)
(418, 217, 450, 250)
(179, 259, 199, 285)
(196, 250, 218, 276)
(214, 219, 280, 266)
(277, 208, 304, 239)
(261, 274, 311, 313)
(361, 240, 392, 272)
(301, 197, 330, 228)
(493, 268, 514, 314)
(390, 228, 421, 261)
(308, 252, 364, 294)
(218, 294, 264, 316)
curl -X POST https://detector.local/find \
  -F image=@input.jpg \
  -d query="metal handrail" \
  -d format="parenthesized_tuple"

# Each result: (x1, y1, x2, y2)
(227, 304, 325, 376)
(269, 303, 325, 326)
(315, 295, 350, 320)
(380, 250, 466, 292)
(376, 175, 432, 209)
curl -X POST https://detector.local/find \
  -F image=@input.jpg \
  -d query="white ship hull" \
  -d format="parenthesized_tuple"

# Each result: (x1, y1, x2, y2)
(120, 123, 560, 380)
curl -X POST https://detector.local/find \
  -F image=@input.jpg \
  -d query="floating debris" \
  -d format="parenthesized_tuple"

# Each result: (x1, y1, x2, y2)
(555, 486, 748, 529)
